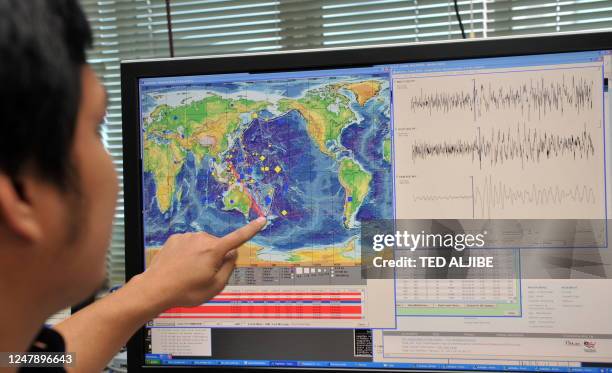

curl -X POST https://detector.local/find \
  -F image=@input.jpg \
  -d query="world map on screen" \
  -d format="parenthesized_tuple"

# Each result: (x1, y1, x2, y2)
(141, 75, 393, 266)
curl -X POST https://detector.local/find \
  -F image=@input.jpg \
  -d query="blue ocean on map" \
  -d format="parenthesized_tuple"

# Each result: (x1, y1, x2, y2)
(142, 77, 393, 254)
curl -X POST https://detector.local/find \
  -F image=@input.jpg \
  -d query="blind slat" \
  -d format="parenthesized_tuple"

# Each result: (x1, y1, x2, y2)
(81, 0, 612, 287)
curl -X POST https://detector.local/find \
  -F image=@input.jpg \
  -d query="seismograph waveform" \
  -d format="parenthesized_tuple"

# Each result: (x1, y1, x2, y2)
(474, 176, 597, 218)
(413, 194, 472, 202)
(411, 123, 596, 168)
(408, 74, 595, 120)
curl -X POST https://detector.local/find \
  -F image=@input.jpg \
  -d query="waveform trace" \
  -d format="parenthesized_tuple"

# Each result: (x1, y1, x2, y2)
(473, 175, 598, 219)
(411, 123, 596, 169)
(407, 74, 595, 120)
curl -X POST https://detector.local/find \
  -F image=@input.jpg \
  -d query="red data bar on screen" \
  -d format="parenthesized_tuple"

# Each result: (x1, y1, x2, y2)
(159, 291, 364, 320)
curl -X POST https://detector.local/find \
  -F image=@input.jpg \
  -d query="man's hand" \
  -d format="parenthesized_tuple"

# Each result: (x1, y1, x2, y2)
(138, 217, 267, 311)
(55, 218, 267, 373)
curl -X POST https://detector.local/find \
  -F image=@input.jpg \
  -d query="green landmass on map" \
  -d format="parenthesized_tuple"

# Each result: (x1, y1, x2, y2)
(143, 80, 386, 229)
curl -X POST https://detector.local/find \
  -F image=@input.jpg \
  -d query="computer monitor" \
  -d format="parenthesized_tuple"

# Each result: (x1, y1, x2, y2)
(122, 31, 612, 371)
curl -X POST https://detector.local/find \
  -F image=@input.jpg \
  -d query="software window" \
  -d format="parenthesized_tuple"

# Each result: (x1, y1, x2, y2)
(125, 42, 612, 371)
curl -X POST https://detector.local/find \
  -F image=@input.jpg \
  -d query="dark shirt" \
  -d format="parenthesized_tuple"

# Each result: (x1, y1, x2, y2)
(19, 327, 66, 372)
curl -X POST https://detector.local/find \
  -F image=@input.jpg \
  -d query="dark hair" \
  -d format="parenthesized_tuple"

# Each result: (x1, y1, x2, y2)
(0, 0, 92, 190)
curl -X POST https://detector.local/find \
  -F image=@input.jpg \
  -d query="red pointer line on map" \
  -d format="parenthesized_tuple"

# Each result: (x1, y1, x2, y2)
(227, 161, 266, 218)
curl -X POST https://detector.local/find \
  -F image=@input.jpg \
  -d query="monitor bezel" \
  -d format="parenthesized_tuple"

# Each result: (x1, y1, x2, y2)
(121, 31, 612, 372)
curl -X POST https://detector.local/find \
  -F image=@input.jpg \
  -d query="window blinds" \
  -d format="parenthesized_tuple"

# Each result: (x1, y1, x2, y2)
(79, 0, 612, 287)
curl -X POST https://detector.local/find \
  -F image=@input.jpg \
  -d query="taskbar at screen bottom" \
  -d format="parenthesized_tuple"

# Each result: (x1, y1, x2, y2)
(144, 356, 612, 372)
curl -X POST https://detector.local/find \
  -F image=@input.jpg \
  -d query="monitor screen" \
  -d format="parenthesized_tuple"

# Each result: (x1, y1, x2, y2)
(128, 36, 612, 371)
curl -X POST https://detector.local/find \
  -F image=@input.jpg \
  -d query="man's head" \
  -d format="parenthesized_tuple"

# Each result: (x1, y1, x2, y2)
(0, 0, 118, 313)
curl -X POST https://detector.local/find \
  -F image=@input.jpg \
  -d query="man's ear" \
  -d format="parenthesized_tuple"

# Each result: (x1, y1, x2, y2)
(0, 173, 42, 243)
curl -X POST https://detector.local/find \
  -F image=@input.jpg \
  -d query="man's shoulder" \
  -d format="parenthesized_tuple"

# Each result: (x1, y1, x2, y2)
(19, 326, 66, 373)
(28, 327, 65, 353)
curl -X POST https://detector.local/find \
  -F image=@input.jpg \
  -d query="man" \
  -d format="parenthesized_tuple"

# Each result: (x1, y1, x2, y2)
(0, 1, 266, 371)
